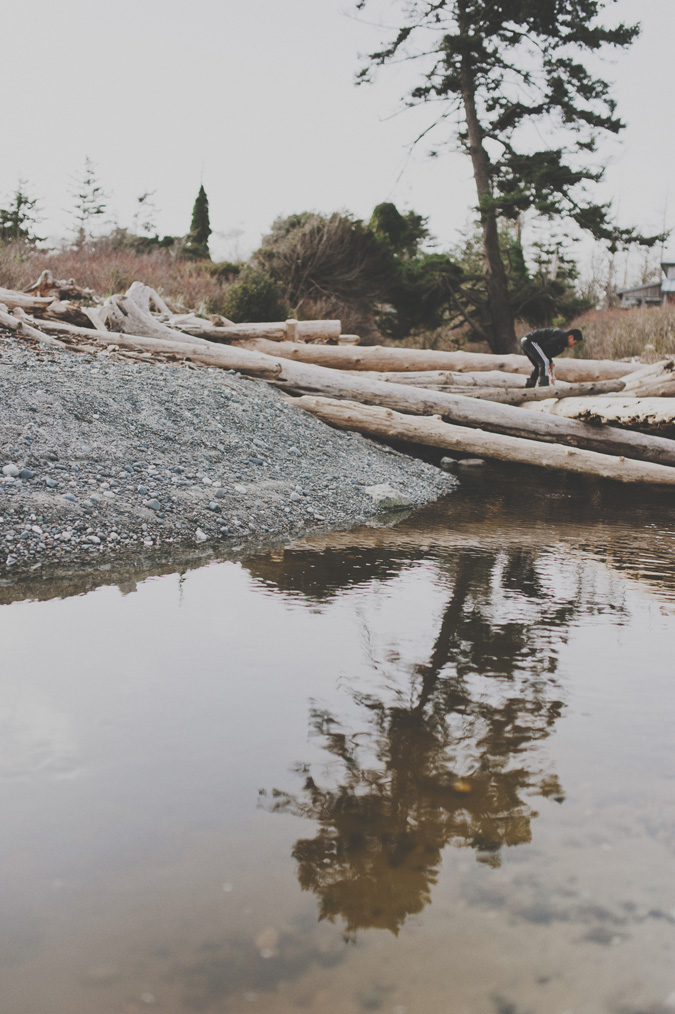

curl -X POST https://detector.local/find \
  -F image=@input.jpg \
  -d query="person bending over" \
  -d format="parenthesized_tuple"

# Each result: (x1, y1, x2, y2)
(520, 328, 583, 387)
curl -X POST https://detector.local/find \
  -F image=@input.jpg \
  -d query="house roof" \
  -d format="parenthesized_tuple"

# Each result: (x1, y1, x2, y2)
(616, 281, 662, 296)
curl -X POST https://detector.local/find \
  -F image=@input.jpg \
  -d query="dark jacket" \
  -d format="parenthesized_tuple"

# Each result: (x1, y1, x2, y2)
(521, 328, 569, 359)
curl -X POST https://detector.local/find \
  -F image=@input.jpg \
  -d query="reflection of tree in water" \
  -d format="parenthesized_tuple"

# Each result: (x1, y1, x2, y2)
(267, 548, 577, 938)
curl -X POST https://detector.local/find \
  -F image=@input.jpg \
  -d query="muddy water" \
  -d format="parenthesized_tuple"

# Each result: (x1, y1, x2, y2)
(1, 468, 675, 1014)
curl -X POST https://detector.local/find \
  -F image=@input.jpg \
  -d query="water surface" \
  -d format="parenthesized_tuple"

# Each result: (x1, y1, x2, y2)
(1, 468, 674, 1014)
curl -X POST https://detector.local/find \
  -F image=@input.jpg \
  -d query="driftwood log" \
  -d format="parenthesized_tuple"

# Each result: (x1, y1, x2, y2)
(269, 357, 675, 467)
(12, 314, 281, 377)
(361, 369, 527, 388)
(448, 379, 626, 404)
(526, 396, 675, 434)
(238, 338, 642, 381)
(169, 318, 343, 343)
(294, 396, 675, 487)
(97, 282, 211, 343)
(0, 306, 65, 348)
(0, 287, 53, 313)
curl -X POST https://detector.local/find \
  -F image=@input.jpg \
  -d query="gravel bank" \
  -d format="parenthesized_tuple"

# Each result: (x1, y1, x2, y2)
(0, 330, 454, 576)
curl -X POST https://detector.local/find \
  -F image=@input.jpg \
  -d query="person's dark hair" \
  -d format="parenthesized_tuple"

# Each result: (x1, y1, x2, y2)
(567, 328, 583, 342)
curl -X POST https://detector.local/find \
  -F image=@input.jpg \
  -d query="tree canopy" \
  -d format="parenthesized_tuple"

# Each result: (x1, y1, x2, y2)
(356, 0, 662, 352)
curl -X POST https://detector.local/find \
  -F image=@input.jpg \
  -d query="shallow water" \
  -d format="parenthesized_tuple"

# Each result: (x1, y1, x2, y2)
(1, 468, 675, 1014)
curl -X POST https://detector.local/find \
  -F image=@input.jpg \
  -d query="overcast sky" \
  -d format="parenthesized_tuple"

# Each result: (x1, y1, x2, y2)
(3, 0, 673, 272)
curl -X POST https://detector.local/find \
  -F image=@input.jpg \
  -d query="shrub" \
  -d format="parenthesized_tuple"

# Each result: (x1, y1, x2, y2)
(220, 267, 288, 322)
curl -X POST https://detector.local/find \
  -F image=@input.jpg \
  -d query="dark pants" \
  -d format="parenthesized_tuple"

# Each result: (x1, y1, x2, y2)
(520, 336, 550, 387)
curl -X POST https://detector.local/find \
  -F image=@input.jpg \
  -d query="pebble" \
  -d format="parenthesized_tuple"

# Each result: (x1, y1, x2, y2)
(45, 478, 58, 488)
(85, 535, 101, 545)
(63, 494, 78, 504)
(289, 491, 302, 502)
(194, 528, 208, 542)
(18, 468, 35, 479)
(145, 499, 161, 511)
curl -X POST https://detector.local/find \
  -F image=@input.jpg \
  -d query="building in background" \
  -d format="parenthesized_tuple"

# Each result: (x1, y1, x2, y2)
(617, 261, 675, 307)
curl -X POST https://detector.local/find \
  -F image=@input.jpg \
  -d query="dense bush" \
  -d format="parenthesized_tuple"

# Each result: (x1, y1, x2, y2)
(219, 267, 288, 322)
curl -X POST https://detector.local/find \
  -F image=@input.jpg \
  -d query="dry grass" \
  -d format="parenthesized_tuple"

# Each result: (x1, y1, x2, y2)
(0, 242, 234, 314)
(568, 304, 675, 361)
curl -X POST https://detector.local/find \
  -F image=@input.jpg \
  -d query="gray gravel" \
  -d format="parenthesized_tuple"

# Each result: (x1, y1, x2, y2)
(0, 330, 454, 575)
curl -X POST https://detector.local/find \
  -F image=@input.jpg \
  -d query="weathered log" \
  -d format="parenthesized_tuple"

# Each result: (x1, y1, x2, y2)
(294, 396, 675, 487)
(526, 396, 675, 434)
(180, 319, 343, 343)
(0, 306, 65, 348)
(356, 369, 528, 388)
(99, 283, 211, 344)
(0, 287, 53, 312)
(271, 357, 675, 467)
(455, 379, 626, 404)
(43, 300, 96, 328)
(239, 338, 641, 381)
(620, 359, 674, 390)
(11, 314, 281, 376)
(25, 270, 94, 301)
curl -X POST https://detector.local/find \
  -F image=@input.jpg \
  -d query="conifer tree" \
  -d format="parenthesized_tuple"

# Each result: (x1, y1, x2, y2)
(70, 156, 107, 247)
(186, 184, 212, 258)
(356, 1, 663, 352)
(0, 180, 42, 243)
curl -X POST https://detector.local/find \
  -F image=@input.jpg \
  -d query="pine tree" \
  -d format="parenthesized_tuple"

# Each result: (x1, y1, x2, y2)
(186, 184, 211, 258)
(0, 180, 42, 243)
(70, 156, 107, 247)
(356, 0, 663, 353)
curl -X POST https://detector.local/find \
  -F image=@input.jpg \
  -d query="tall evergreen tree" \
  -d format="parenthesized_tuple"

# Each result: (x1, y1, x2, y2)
(187, 183, 212, 258)
(0, 180, 42, 243)
(356, 1, 662, 353)
(70, 156, 107, 247)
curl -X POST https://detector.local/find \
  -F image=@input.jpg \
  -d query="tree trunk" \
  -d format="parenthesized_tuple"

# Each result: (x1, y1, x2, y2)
(458, 3, 516, 354)
(294, 396, 675, 486)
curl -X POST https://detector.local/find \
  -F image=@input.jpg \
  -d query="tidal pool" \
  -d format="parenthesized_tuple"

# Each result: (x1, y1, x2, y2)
(1, 468, 674, 1014)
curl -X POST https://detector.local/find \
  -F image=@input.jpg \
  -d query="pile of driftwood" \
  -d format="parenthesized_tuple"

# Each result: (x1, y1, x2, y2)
(3, 276, 675, 487)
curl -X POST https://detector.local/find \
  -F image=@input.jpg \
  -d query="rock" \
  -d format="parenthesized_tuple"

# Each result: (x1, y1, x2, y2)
(364, 483, 414, 511)
(138, 485, 148, 495)
(63, 494, 78, 503)
(208, 502, 222, 512)
(45, 478, 58, 488)
(456, 457, 486, 469)
(289, 491, 302, 503)
(85, 535, 101, 545)
(18, 468, 35, 479)
(215, 488, 228, 498)
(195, 528, 208, 542)
(439, 457, 459, 473)
(144, 499, 161, 511)
(2, 464, 19, 477)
